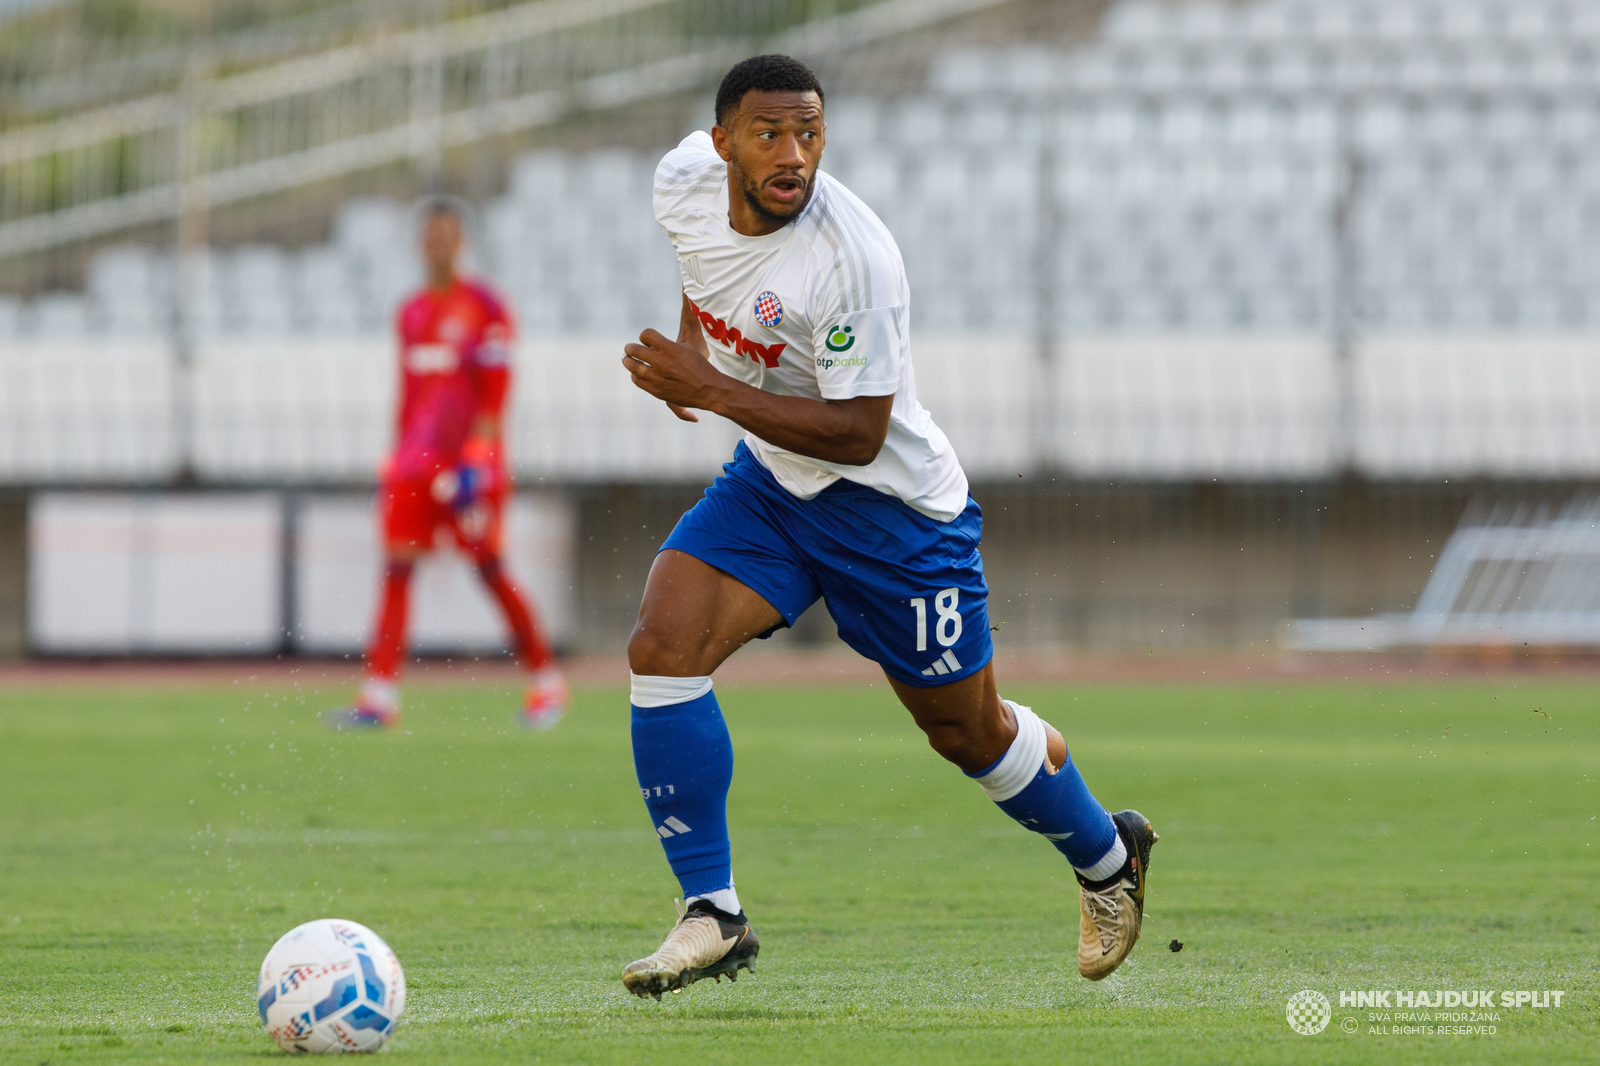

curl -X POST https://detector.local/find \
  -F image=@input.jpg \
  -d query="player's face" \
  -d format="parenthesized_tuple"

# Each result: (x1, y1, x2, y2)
(715, 90, 825, 230)
(421, 213, 462, 281)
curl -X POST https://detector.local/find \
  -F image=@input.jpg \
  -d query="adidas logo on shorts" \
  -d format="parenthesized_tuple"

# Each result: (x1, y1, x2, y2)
(921, 649, 962, 677)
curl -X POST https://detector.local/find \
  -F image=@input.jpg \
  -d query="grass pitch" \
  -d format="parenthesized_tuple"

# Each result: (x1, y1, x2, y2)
(0, 672, 1596, 1064)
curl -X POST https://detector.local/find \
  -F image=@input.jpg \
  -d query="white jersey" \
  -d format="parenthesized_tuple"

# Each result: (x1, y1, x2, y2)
(652, 130, 969, 522)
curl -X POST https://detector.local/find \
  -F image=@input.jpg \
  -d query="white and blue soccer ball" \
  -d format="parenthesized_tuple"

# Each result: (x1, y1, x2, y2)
(257, 918, 406, 1054)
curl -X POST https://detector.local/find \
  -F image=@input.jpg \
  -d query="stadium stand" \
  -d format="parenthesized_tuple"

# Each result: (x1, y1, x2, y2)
(4, 0, 1600, 486)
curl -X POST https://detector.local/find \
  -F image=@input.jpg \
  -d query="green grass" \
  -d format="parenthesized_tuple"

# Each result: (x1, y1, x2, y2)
(0, 675, 1596, 1064)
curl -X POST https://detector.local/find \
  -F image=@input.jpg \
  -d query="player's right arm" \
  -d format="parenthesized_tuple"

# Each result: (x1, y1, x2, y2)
(662, 293, 711, 424)
(623, 326, 892, 466)
(386, 304, 410, 478)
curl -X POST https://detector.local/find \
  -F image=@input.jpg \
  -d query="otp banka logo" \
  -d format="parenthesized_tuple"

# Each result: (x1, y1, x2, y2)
(816, 324, 867, 370)
(1286, 990, 1333, 1035)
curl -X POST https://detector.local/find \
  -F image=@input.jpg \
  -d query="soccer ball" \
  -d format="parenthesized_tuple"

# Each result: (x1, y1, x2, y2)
(257, 918, 406, 1054)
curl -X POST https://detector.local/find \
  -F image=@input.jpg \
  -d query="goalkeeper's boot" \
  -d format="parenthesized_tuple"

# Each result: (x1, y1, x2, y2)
(325, 701, 400, 731)
(517, 668, 568, 731)
(621, 899, 760, 1001)
(326, 681, 401, 731)
(1076, 809, 1158, 981)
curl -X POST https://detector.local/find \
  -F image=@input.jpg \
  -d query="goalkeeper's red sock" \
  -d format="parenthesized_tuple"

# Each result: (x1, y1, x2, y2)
(477, 557, 554, 671)
(365, 559, 414, 682)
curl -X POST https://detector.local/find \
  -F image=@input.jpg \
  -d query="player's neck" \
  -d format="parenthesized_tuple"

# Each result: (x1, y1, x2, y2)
(427, 269, 457, 291)
(727, 203, 786, 238)
(725, 178, 791, 238)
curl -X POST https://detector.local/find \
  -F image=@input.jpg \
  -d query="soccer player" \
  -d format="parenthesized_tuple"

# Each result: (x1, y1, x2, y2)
(617, 55, 1157, 997)
(329, 200, 567, 731)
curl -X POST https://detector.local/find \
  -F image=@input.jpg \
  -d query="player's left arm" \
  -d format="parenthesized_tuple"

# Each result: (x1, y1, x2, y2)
(468, 289, 516, 439)
(456, 293, 515, 496)
(622, 328, 891, 466)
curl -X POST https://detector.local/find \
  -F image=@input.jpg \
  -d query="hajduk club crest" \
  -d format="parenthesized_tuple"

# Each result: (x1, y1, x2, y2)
(754, 291, 783, 328)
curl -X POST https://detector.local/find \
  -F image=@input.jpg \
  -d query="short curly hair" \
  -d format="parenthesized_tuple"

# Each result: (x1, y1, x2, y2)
(714, 54, 825, 128)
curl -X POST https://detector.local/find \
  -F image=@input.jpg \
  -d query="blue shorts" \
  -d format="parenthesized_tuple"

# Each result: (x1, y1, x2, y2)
(661, 441, 993, 687)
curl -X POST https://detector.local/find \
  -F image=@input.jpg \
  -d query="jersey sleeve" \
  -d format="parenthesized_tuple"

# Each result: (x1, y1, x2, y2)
(806, 220, 908, 401)
(653, 131, 724, 251)
(468, 285, 514, 423)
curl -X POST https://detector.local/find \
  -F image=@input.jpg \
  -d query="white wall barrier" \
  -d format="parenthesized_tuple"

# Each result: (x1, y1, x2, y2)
(6, 334, 1600, 483)
(30, 492, 281, 653)
(294, 492, 575, 655)
(27, 490, 576, 656)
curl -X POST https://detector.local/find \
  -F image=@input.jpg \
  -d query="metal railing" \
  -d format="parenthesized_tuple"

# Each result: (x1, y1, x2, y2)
(0, 0, 1012, 258)
(1289, 495, 1600, 648)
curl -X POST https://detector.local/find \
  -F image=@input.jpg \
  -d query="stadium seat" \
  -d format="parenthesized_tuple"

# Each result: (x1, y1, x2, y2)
(1102, 0, 1167, 42)
(510, 151, 569, 203)
(884, 97, 947, 146)
(1000, 47, 1063, 94)
(30, 294, 90, 338)
(294, 248, 360, 335)
(227, 246, 294, 337)
(925, 50, 995, 96)
(88, 246, 159, 331)
(817, 96, 881, 148)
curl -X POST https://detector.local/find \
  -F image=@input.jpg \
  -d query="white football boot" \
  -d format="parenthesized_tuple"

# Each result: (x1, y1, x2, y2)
(621, 899, 760, 1000)
(1076, 809, 1159, 981)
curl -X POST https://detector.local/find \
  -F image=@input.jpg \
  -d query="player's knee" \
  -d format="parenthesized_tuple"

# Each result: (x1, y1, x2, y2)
(918, 716, 987, 768)
(385, 546, 423, 568)
(627, 622, 686, 676)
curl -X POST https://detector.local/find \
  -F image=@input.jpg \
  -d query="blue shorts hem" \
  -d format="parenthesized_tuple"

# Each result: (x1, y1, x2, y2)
(655, 540, 808, 632)
(880, 647, 995, 688)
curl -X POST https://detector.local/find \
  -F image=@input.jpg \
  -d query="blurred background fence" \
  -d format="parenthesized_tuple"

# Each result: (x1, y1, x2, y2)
(3, 0, 1598, 657)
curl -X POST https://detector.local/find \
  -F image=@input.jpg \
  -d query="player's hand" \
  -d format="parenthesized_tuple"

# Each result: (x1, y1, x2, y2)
(623, 329, 727, 423)
(431, 438, 502, 511)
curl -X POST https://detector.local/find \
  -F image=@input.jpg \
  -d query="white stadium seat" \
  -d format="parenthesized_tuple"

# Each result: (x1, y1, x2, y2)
(510, 151, 569, 203)
(926, 50, 996, 95)
(1101, 0, 1168, 42)
(819, 96, 883, 148)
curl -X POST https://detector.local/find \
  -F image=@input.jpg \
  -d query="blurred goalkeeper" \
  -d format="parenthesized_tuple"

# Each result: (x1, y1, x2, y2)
(330, 199, 567, 731)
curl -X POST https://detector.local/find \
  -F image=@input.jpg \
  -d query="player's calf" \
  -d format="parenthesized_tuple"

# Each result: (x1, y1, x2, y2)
(966, 701, 1123, 870)
(622, 673, 759, 997)
(963, 700, 1155, 980)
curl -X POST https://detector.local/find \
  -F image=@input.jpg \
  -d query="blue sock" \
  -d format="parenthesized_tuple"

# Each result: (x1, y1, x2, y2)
(630, 682, 734, 899)
(969, 702, 1119, 872)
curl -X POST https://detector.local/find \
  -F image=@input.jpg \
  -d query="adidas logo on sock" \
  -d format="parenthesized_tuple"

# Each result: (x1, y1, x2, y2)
(656, 816, 693, 838)
(920, 649, 962, 677)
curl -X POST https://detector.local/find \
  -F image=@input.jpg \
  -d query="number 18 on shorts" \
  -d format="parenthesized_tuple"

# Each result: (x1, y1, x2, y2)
(911, 588, 967, 677)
